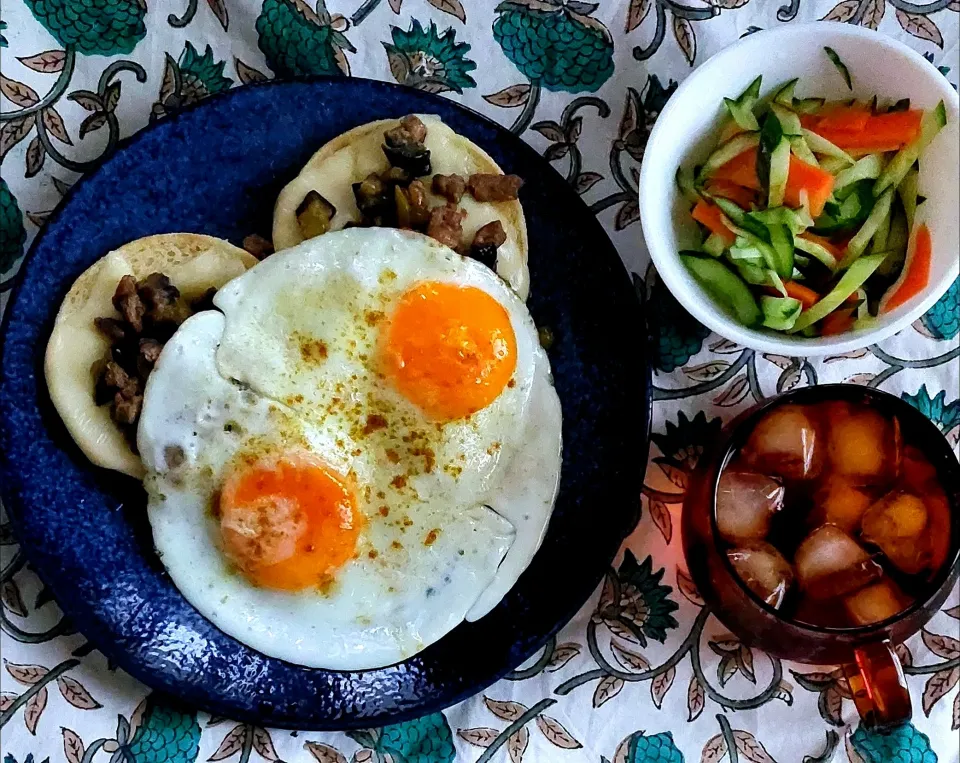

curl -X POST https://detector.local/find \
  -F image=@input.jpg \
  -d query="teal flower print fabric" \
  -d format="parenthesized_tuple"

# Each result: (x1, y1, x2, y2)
(23, 0, 146, 55)
(1, 0, 957, 760)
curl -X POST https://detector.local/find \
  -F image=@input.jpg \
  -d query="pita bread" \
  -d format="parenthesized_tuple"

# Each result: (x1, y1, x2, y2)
(45, 234, 257, 478)
(272, 115, 530, 300)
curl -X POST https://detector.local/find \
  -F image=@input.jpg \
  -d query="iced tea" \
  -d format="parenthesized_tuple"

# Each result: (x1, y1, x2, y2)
(717, 399, 953, 629)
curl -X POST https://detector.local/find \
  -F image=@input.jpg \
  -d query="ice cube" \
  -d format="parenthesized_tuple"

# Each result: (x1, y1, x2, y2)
(794, 525, 882, 599)
(812, 478, 873, 533)
(826, 405, 900, 483)
(743, 405, 821, 481)
(727, 543, 794, 609)
(716, 470, 784, 543)
(860, 492, 930, 575)
(844, 579, 906, 626)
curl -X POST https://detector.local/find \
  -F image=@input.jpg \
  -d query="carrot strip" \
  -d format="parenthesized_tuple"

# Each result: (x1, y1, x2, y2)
(784, 156, 835, 217)
(712, 147, 761, 191)
(692, 200, 737, 245)
(820, 309, 856, 336)
(880, 224, 932, 313)
(811, 105, 872, 132)
(807, 111, 923, 153)
(783, 281, 821, 309)
(705, 179, 757, 209)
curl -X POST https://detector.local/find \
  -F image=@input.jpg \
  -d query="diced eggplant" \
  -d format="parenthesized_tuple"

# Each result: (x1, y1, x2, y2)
(352, 174, 394, 226)
(296, 190, 337, 239)
(383, 142, 432, 177)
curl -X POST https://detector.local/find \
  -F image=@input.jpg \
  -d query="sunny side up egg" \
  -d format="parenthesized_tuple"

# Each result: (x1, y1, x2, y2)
(137, 228, 562, 670)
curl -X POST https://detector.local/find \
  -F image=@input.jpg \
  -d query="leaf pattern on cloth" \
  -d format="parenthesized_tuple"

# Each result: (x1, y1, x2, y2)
(1, 0, 959, 759)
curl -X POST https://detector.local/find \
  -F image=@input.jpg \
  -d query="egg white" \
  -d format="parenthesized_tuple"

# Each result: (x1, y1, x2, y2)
(139, 311, 518, 669)
(138, 229, 562, 669)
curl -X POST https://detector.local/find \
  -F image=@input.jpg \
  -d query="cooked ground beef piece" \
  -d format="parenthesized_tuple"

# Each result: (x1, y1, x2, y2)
(467, 174, 524, 202)
(473, 220, 508, 249)
(407, 178, 427, 209)
(112, 275, 145, 333)
(384, 115, 427, 148)
(383, 116, 431, 177)
(94, 316, 128, 343)
(243, 234, 274, 259)
(138, 273, 186, 324)
(139, 273, 179, 309)
(432, 174, 466, 203)
(99, 360, 131, 395)
(427, 204, 466, 250)
(137, 338, 163, 378)
(95, 271, 196, 441)
(112, 390, 142, 426)
(468, 221, 507, 270)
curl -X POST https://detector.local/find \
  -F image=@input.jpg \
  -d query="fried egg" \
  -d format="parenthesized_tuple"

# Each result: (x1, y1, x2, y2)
(138, 228, 562, 669)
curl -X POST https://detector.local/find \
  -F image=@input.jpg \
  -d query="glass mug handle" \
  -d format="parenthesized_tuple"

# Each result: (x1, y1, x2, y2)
(842, 640, 912, 729)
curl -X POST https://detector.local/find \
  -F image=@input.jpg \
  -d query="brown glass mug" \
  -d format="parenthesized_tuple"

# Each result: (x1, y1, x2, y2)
(682, 384, 960, 729)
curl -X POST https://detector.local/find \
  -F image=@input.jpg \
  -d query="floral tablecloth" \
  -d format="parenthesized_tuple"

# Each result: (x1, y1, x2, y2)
(1, 0, 959, 761)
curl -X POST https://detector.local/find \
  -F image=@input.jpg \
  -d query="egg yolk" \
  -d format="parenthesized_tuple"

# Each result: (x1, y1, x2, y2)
(382, 282, 517, 421)
(218, 453, 362, 590)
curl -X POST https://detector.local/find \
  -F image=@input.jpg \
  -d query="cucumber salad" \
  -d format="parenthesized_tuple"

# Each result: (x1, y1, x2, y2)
(677, 62, 946, 337)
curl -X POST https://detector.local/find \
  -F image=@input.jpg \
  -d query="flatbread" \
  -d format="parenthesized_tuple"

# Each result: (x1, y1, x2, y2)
(272, 115, 530, 300)
(45, 234, 257, 478)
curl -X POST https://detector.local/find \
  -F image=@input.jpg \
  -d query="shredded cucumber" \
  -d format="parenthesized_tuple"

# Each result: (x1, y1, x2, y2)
(794, 236, 838, 270)
(735, 261, 770, 286)
(794, 97, 825, 114)
(681, 255, 762, 326)
(772, 79, 798, 106)
(761, 296, 803, 330)
(767, 269, 788, 297)
(770, 104, 803, 137)
(768, 137, 791, 208)
(702, 232, 727, 257)
(738, 75, 763, 102)
(897, 166, 919, 231)
(802, 129, 855, 165)
(750, 206, 813, 235)
(767, 223, 795, 278)
(713, 197, 747, 225)
(874, 101, 946, 196)
(677, 77, 946, 337)
(724, 97, 760, 132)
(819, 155, 852, 175)
(841, 188, 894, 267)
(877, 206, 909, 277)
(790, 252, 889, 332)
(675, 165, 700, 204)
(871, 200, 892, 253)
(701, 132, 761, 176)
(834, 154, 885, 192)
(788, 135, 819, 166)
(729, 240, 765, 261)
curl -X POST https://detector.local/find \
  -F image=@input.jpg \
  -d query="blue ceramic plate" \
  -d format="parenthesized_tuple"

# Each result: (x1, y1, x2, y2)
(0, 79, 650, 729)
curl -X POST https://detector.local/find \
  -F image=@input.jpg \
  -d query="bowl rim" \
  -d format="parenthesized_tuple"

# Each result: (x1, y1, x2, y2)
(638, 21, 960, 357)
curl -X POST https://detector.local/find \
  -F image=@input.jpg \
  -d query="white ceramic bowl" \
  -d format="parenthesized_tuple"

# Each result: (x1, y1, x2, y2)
(638, 22, 959, 356)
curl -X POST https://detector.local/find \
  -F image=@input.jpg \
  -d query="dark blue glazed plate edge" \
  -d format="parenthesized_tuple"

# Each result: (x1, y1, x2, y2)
(0, 77, 651, 729)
